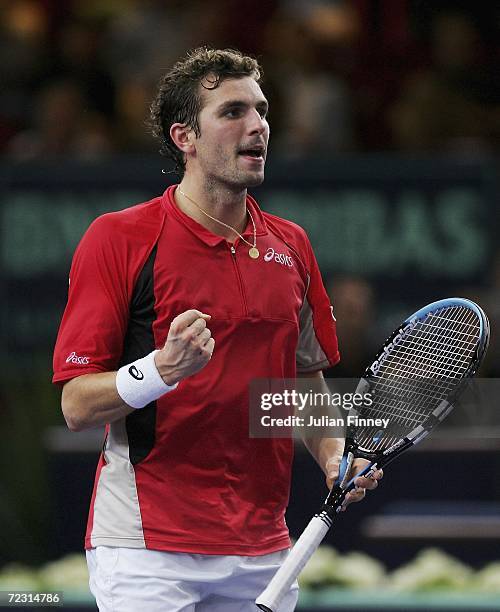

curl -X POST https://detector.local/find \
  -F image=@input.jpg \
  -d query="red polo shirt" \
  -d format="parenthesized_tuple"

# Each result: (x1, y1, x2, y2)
(53, 186, 339, 555)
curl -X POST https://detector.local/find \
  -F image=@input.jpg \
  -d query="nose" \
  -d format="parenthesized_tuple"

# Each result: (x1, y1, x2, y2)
(247, 108, 267, 136)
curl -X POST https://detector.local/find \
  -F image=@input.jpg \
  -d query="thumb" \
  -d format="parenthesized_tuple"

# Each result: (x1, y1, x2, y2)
(325, 454, 343, 483)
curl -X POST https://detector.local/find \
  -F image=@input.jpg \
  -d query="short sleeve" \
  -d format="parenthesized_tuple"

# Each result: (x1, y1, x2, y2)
(296, 235, 340, 372)
(52, 215, 130, 384)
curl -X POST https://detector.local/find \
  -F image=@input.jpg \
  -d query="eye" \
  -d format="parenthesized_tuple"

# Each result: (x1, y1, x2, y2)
(225, 108, 243, 118)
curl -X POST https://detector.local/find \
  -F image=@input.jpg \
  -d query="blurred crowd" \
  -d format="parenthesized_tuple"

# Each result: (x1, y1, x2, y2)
(1, 0, 500, 161)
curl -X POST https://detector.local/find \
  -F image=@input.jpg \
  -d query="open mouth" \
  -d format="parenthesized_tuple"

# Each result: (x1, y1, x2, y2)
(238, 146, 265, 160)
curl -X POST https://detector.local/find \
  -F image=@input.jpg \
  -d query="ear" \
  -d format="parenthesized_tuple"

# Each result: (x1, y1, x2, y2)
(170, 123, 196, 155)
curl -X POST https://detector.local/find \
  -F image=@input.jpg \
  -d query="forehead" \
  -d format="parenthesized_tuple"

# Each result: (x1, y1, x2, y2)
(199, 76, 267, 110)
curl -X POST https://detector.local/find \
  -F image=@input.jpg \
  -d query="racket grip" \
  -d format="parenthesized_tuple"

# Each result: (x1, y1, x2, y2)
(255, 514, 331, 612)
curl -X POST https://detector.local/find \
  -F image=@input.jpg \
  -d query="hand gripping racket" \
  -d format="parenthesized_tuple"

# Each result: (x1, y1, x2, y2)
(256, 297, 489, 611)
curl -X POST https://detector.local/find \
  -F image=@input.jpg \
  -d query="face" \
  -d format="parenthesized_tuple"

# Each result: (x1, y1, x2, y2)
(190, 76, 270, 189)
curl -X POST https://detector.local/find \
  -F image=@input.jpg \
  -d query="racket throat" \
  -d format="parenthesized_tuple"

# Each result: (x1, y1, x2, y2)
(320, 485, 348, 522)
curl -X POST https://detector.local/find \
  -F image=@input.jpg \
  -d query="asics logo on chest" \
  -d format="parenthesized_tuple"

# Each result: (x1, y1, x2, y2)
(264, 247, 293, 267)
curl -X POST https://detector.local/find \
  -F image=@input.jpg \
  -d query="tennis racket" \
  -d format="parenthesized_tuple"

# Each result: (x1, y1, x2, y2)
(256, 297, 489, 612)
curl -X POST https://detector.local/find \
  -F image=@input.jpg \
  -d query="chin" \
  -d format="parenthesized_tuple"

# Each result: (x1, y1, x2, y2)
(243, 170, 265, 187)
(221, 168, 265, 190)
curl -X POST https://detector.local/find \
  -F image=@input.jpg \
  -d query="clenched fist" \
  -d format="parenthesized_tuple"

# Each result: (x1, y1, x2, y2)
(154, 310, 215, 385)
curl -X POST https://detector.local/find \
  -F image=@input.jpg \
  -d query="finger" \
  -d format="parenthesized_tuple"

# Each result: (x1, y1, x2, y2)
(341, 487, 365, 510)
(201, 337, 215, 358)
(350, 458, 370, 476)
(185, 320, 210, 343)
(189, 317, 208, 335)
(325, 455, 343, 483)
(197, 328, 212, 346)
(172, 310, 211, 331)
(354, 467, 383, 489)
(348, 487, 366, 501)
(354, 475, 379, 490)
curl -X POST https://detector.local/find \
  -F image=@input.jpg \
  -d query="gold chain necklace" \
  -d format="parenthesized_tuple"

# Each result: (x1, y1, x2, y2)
(178, 188, 260, 259)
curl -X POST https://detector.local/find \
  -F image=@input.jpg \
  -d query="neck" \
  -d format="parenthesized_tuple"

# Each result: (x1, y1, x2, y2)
(176, 178, 248, 239)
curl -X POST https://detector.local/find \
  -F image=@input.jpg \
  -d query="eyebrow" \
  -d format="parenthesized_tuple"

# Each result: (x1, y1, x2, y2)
(216, 99, 269, 114)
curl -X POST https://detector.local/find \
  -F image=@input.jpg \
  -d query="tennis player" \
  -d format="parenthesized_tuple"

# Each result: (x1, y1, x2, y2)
(53, 47, 382, 611)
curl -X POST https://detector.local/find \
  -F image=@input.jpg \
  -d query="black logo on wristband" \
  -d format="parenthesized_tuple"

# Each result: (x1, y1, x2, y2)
(129, 365, 144, 380)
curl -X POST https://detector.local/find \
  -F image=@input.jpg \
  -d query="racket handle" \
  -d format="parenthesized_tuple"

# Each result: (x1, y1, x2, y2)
(255, 514, 331, 612)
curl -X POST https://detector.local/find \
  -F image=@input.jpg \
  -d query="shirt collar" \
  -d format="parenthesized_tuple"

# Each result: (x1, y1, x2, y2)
(162, 185, 268, 247)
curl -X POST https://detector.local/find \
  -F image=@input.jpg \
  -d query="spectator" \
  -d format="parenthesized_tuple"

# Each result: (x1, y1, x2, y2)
(263, 8, 356, 156)
(0, 1, 52, 151)
(7, 79, 115, 159)
(389, 9, 500, 154)
(114, 77, 157, 152)
(103, 0, 202, 84)
(53, 17, 116, 120)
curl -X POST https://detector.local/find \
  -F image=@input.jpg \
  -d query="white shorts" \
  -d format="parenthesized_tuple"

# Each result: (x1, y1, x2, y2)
(86, 546, 299, 612)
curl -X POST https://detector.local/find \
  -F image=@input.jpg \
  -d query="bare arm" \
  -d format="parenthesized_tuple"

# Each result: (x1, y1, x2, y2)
(61, 309, 215, 431)
(62, 371, 132, 431)
(297, 370, 382, 508)
(297, 370, 344, 483)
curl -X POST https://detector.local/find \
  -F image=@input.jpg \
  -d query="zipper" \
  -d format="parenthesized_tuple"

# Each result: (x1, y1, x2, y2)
(229, 243, 249, 315)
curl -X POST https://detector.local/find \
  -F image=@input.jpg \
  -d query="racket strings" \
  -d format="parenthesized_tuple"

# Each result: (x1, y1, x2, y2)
(376, 307, 479, 382)
(384, 325, 478, 379)
(354, 306, 480, 452)
(380, 308, 479, 380)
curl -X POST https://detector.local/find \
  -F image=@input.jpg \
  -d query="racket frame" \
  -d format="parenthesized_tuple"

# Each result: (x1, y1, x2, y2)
(324, 297, 490, 512)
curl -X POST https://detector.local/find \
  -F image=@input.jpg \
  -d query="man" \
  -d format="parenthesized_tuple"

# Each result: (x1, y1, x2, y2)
(53, 47, 381, 611)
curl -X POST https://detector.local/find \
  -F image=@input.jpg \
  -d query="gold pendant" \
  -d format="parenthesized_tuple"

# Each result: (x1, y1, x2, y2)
(249, 247, 260, 259)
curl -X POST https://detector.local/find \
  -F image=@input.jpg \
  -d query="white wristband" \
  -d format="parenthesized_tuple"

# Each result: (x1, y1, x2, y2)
(115, 350, 178, 409)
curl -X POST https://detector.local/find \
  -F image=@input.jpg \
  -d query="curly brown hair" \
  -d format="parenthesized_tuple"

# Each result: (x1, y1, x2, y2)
(149, 47, 262, 176)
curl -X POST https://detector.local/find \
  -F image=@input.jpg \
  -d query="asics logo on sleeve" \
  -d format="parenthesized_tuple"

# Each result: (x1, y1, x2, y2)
(66, 351, 90, 365)
(264, 247, 293, 267)
(128, 365, 144, 380)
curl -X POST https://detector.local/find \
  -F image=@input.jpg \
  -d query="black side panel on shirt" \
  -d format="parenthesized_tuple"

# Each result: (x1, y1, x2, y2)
(120, 245, 158, 465)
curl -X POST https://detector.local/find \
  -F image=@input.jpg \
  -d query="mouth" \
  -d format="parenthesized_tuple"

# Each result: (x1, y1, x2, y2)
(238, 145, 266, 163)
